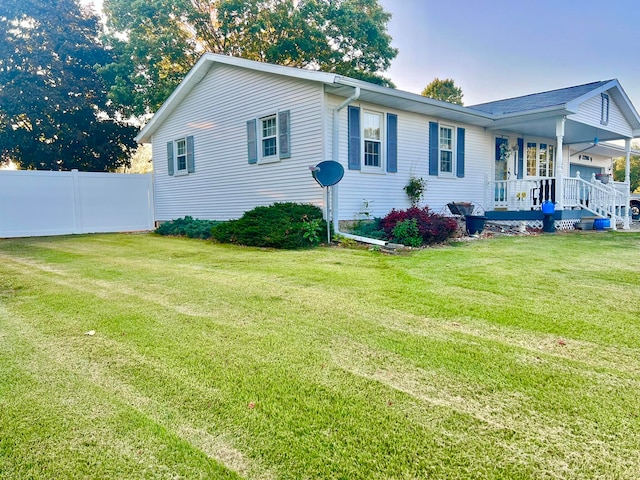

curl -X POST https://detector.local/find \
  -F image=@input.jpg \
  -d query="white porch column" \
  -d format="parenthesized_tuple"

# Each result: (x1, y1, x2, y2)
(623, 138, 631, 229)
(555, 118, 565, 209)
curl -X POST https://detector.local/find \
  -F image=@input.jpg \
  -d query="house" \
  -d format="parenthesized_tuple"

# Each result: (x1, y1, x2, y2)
(136, 53, 640, 238)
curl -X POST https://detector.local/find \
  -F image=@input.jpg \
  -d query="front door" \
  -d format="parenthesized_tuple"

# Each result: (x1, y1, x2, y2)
(495, 138, 509, 202)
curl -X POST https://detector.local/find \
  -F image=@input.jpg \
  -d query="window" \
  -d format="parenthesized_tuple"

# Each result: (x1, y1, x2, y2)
(260, 116, 278, 158)
(247, 111, 291, 164)
(439, 126, 454, 174)
(526, 142, 537, 177)
(363, 111, 383, 169)
(347, 107, 397, 172)
(167, 136, 194, 176)
(601, 93, 610, 125)
(428, 122, 465, 178)
(525, 140, 555, 177)
(176, 138, 187, 172)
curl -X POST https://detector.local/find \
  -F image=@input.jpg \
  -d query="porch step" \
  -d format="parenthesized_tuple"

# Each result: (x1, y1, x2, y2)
(574, 216, 596, 230)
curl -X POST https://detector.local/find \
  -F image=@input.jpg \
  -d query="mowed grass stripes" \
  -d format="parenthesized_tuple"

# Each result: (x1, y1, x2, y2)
(1, 232, 639, 479)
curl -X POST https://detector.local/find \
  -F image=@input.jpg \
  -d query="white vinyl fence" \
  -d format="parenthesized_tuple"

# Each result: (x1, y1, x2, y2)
(0, 169, 154, 238)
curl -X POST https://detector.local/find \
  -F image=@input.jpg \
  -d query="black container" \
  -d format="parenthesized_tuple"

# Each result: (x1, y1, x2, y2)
(465, 215, 487, 235)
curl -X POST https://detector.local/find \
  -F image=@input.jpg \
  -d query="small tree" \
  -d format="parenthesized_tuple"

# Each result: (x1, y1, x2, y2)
(613, 148, 640, 193)
(0, 0, 137, 171)
(421, 78, 464, 105)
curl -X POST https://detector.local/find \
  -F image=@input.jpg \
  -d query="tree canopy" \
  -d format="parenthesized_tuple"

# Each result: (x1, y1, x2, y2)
(102, 0, 398, 116)
(0, 0, 137, 171)
(421, 78, 464, 105)
(613, 146, 640, 193)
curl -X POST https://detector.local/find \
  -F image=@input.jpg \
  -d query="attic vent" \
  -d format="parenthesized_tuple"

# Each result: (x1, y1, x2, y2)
(600, 93, 609, 125)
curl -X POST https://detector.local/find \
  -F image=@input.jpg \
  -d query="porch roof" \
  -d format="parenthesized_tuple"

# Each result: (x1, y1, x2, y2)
(469, 80, 640, 143)
(568, 141, 640, 159)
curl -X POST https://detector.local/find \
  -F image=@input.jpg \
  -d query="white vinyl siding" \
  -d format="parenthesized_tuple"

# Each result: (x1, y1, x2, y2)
(152, 64, 324, 221)
(570, 93, 633, 137)
(334, 98, 491, 221)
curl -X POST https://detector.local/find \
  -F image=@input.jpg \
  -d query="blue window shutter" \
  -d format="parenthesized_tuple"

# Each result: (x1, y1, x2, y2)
(167, 141, 174, 176)
(428, 121, 438, 176)
(386, 113, 397, 173)
(517, 138, 524, 179)
(348, 106, 361, 170)
(456, 127, 465, 178)
(278, 110, 291, 159)
(186, 135, 195, 173)
(247, 119, 257, 164)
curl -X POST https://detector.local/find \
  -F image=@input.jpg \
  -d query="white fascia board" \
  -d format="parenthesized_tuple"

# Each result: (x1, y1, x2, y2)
(332, 77, 494, 126)
(566, 79, 640, 129)
(486, 107, 572, 130)
(135, 55, 215, 143)
(565, 79, 618, 111)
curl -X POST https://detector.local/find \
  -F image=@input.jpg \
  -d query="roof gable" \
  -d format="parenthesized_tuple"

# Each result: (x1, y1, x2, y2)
(469, 81, 612, 115)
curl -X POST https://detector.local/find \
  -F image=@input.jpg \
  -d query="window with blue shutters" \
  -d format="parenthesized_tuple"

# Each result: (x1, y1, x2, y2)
(167, 135, 194, 176)
(429, 122, 464, 178)
(348, 107, 397, 173)
(247, 110, 291, 164)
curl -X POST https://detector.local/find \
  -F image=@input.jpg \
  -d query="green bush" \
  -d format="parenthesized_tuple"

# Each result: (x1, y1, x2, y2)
(350, 217, 387, 240)
(392, 218, 422, 247)
(155, 216, 220, 239)
(211, 202, 328, 249)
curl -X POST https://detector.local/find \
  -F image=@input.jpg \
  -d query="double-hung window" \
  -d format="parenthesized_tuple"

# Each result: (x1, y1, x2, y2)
(439, 125, 454, 174)
(363, 111, 383, 170)
(176, 138, 187, 172)
(429, 122, 465, 178)
(247, 111, 291, 165)
(260, 115, 278, 159)
(167, 135, 194, 176)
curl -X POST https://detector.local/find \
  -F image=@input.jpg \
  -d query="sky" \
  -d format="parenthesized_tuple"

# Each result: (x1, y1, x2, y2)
(82, 0, 640, 109)
(378, 0, 640, 107)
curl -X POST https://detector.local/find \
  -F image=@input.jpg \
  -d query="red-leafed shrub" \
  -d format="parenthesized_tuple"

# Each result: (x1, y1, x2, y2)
(381, 207, 458, 245)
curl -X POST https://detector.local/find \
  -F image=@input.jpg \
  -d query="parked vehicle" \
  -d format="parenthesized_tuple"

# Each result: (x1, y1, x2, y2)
(631, 194, 640, 219)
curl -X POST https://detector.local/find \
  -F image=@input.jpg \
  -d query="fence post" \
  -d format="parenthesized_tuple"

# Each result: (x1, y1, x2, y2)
(72, 169, 82, 234)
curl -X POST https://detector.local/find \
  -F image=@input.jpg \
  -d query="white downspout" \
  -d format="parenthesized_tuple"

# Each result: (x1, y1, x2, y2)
(329, 85, 387, 246)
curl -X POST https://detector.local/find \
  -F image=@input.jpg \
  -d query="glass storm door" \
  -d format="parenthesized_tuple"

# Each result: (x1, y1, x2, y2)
(495, 138, 508, 202)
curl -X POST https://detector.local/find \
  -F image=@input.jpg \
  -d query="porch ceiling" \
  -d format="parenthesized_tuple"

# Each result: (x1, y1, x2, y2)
(489, 115, 629, 144)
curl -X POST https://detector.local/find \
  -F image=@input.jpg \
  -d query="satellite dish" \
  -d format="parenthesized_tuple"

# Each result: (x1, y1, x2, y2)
(311, 160, 344, 187)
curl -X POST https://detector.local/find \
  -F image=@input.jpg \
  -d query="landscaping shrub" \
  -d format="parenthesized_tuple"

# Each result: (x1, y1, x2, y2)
(350, 217, 387, 240)
(392, 218, 422, 247)
(155, 216, 220, 239)
(381, 206, 458, 245)
(211, 202, 327, 249)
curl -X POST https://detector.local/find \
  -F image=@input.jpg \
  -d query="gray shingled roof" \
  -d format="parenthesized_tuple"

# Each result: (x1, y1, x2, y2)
(469, 80, 613, 115)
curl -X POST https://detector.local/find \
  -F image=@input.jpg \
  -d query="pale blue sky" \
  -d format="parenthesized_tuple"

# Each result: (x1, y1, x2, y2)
(378, 0, 640, 108)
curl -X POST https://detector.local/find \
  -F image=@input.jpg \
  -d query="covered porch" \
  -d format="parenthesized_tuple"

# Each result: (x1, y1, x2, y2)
(469, 80, 640, 230)
(487, 172, 630, 230)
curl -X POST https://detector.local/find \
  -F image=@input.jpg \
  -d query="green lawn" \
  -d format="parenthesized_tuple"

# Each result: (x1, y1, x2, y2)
(1, 232, 640, 479)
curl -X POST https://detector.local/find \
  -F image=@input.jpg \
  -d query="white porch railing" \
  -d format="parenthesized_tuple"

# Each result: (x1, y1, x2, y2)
(491, 178, 556, 211)
(489, 174, 629, 227)
(563, 173, 628, 225)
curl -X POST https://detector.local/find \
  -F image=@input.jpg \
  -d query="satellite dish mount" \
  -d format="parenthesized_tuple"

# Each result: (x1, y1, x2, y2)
(309, 160, 345, 243)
